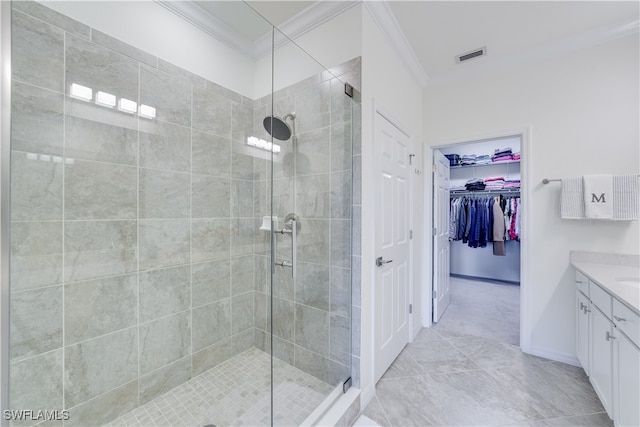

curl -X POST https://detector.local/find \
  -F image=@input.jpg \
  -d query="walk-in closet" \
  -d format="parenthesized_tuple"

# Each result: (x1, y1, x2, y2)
(434, 136, 522, 346)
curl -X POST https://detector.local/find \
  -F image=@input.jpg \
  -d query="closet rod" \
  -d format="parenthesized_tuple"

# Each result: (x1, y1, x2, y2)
(450, 189, 520, 197)
(542, 175, 640, 184)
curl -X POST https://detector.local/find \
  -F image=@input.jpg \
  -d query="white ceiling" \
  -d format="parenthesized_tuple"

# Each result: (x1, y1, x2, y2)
(160, 1, 640, 84)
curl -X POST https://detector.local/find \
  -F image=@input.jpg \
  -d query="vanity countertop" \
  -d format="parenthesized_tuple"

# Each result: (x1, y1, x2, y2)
(571, 251, 640, 314)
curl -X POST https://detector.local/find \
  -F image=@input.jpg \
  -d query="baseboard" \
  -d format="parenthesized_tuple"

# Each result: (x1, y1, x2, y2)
(450, 273, 520, 286)
(526, 345, 581, 367)
(360, 384, 376, 411)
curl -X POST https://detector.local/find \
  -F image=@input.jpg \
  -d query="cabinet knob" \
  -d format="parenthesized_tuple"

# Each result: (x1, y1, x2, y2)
(579, 302, 586, 310)
(613, 315, 626, 322)
(605, 331, 615, 341)
(583, 307, 591, 314)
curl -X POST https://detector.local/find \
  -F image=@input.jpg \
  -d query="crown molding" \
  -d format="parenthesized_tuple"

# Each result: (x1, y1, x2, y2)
(363, 1, 428, 88)
(156, 0, 359, 60)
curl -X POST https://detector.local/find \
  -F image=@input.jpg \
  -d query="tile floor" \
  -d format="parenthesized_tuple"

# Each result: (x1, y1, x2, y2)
(107, 348, 333, 426)
(360, 277, 612, 427)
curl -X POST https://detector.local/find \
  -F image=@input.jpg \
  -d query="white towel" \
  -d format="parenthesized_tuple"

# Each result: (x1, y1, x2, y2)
(613, 174, 639, 220)
(583, 175, 613, 219)
(561, 178, 585, 219)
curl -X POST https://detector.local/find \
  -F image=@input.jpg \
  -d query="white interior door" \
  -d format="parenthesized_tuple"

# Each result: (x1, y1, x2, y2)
(433, 150, 451, 322)
(374, 112, 410, 383)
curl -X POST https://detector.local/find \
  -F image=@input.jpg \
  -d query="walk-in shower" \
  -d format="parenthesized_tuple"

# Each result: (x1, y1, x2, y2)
(2, 1, 360, 426)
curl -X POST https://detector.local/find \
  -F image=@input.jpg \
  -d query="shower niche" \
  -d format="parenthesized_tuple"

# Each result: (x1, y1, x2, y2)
(5, 1, 360, 425)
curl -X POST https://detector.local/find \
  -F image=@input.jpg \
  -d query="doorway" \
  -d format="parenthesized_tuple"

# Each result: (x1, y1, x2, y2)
(431, 134, 524, 346)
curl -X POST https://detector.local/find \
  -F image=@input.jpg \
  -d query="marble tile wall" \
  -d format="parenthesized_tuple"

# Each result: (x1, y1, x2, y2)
(8, 2, 257, 425)
(252, 58, 361, 389)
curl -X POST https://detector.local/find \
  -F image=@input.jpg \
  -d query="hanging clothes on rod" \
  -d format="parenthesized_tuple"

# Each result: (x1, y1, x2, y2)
(449, 193, 521, 255)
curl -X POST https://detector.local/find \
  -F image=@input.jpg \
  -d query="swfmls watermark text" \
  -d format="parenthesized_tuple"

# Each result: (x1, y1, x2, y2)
(3, 410, 70, 421)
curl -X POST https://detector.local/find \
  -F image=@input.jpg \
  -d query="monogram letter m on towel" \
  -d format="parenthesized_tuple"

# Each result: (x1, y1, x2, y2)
(584, 174, 613, 219)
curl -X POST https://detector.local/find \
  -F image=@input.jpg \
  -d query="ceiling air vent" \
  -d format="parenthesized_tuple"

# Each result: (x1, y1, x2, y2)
(456, 47, 487, 64)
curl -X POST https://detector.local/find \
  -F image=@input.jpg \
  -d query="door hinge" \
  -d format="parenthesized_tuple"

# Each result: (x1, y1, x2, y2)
(433, 290, 437, 298)
(432, 163, 437, 173)
(409, 304, 413, 314)
(409, 230, 413, 239)
(433, 227, 437, 236)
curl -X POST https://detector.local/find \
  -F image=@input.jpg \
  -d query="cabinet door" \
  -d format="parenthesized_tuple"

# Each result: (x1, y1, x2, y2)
(614, 331, 640, 427)
(576, 291, 590, 375)
(591, 306, 614, 418)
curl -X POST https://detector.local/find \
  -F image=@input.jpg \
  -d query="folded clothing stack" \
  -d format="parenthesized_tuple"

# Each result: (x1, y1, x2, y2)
(492, 147, 513, 162)
(484, 176, 505, 190)
(503, 179, 520, 189)
(475, 154, 492, 165)
(465, 178, 486, 191)
(460, 154, 476, 166)
(512, 153, 521, 161)
(444, 154, 460, 166)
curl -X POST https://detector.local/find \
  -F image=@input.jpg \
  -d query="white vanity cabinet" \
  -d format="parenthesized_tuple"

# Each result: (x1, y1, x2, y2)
(575, 269, 640, 427)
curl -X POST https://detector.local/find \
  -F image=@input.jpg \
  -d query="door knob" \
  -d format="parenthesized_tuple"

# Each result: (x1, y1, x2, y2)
(376, 257, 393, 267)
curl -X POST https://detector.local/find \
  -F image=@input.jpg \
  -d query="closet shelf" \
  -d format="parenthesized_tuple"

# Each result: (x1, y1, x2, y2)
(450, 159, 520, 169)
(450, 188, 520, 197)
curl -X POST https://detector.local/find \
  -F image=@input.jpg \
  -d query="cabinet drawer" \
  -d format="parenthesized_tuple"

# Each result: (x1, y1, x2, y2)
(576, 271, 589, 296)
(590, 281, 612, 319)
(613, 299, 640, 348)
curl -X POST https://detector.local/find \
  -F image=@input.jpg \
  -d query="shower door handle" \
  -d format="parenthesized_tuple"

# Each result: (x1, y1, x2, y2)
(274, 217, 297, 279)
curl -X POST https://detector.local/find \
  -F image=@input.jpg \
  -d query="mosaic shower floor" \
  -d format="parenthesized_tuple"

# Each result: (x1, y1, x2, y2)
(107, 348, 334, 427)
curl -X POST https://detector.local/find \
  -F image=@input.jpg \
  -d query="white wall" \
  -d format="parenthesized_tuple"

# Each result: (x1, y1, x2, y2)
(423, 34, 640, 363)
(42, 1, 257, 98)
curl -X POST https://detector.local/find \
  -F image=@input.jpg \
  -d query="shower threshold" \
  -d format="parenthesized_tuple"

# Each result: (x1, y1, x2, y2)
(106, 348, 333, 427)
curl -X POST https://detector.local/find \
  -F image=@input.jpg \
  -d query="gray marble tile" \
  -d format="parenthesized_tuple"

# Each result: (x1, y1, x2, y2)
(296, 127, 331, 176)
(141, 65, 191, 127)
(192, 86, 232, 138)
(294, 81, 330, 134)
(139, 356, 191, 404)
(192, 259, 230, 307)
(272, 177, 294, 217)
(11, 221, 62, 291)
(448, 336, 540, 369)
(139, 266, 190, 323)
(10, 150, 62, 221)
(92, 30, 157, 67)
(330, 77, 352, 125)
(331, 171, 352, 219)
(330, 267, 351, 318)
(65, 100, 138, 166)
(206, 80, 244, 104)
(158, 59, 207, 88)
(191, 131, 231, 177)
(352, 103, 362, 156)
(414, 327, 444, 342)
(298, 219, 330, 265)
(231, 144, 256, 181)
(192, 338, 232, 376)
(405, 339, 478, 374)
(231, 256, 254, 296)
(192, 299, 231, 351)
(272, 257, 294, 301)
(192, 175, 230, 218)
(526, 412, 613, 427)
(296, 262, 330, 311)
(10, 286, 62, 361)
(353, 155, 362, 206)
(65, 274, 137, 344)
(65, 33, 138, 103)
(12, 10, 64, 92)
(65, 328, 138, 407)
(380, 349, 423, 380)
(253, 328, 269, 353)
(295, 303, 329, 356)
(11, 81, 64, 155)
(231, 292, 254, 334)
(294, 345, 329, 383)
(331, 122, 353, 172)
(231, 218, 255, 257)
(273, 336, 295, 366)
(9, 350, 63, 414)
(139, 312, 191, 375)
(296, 174, 330, 219)
(231, 179, 254, 218)
(64, 220, 136, 283)
(65, 160, 137, 220)
(139, 168, 190, 219)
(65, 380, 138, 427)
(139, 120, 191, 173)
(254, 292, 268, 331)
(351, 255, 361, 306)
(330, 219, 352, 270)
(273, 298, 294, 342)
(273, 140, 295, 179)
(12, 1, 90, 38)
(138, 219, 190, 270)
(231, 102, 253, 143)
(253, 255, 269, 293)
(329, 313, 351, 366)
(362, 395, 391, 427)
(231, 328, 254, 355)
(489, 361, 605, 420)
(192, 219, 230, 263)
